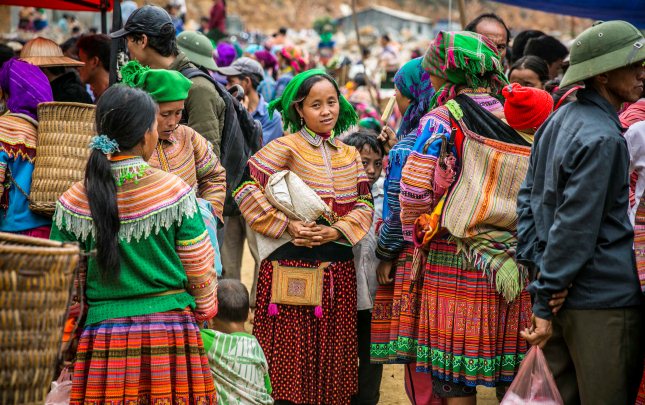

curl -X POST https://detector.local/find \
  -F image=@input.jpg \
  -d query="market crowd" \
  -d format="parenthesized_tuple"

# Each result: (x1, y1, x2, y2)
(1, 3, 645, 405)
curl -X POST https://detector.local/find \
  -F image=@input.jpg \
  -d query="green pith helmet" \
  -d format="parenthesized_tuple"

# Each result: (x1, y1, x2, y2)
(561, 20, 645, 87)
(177, 31, 218, 71)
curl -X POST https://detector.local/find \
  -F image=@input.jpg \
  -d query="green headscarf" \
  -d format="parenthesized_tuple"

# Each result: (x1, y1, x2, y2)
(268, 69, 358, 134)
(422, 31, 508, 109)
(120, 61, 192, 103)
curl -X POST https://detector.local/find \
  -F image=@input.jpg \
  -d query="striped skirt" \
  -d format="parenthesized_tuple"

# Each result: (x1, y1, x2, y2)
(416, 238, 531, 387)
(371, 244, 422, 363)
(70, 309, 216, 404)
(253, 259, 357, 405)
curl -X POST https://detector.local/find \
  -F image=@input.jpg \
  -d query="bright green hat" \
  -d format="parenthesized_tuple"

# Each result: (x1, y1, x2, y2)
(561, 20, 645, 87)
(177, 31, 218, 71)
(120, 61, 192, 103)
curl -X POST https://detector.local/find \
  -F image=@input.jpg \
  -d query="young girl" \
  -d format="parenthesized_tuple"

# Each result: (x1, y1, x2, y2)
(234, 69, 373, 404)
(51, 85, 218, 404)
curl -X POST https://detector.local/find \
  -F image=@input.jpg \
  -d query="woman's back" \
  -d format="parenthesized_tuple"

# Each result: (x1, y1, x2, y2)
(51, 157, 211, 325)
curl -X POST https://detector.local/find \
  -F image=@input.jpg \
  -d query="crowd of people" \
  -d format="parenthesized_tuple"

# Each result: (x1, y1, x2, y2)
(1, 3, 645, 405)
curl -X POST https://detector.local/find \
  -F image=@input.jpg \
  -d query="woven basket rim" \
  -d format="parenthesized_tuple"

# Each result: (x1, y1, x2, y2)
(0, 232, 80, 255)
(38, 101, 96, 110)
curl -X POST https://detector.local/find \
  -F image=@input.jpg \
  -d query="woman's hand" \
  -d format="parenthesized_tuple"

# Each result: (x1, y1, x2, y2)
(287, 220, 318, 247)
(376, 260, 394, 285)
(299, 225, 341, 247)
(377, 125, 397, 154)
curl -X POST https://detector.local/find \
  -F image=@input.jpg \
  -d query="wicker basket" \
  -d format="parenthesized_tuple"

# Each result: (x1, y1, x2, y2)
(0, 232, 80, 405)
(30, 102, 96, 216)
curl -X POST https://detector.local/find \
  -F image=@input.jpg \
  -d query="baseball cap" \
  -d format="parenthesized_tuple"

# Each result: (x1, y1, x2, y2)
(110, 5, 173, 39)
(217, 57, 264, 81)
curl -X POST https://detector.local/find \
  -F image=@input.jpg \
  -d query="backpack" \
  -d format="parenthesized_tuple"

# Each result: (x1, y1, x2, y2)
(180, 66, 263, 217)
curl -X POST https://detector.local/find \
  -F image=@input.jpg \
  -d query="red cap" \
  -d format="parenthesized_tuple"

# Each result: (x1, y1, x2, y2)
(502, 83, 554, 131)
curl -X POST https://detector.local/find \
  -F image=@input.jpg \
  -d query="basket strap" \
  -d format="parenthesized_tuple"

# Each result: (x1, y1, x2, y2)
(5, 166, 31, 202)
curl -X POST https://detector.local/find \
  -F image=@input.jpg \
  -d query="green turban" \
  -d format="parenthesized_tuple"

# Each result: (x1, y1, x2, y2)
(268, 69, 358, 134)
(120, 61, 192, 103)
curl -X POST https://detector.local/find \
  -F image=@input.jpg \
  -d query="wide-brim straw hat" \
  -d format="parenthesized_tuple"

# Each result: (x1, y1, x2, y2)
(561, 21, 645, 87)
(20, 37, 84, 68)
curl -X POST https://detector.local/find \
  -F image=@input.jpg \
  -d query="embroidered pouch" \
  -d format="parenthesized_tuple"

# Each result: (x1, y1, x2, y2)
(270, 261, 330, 307)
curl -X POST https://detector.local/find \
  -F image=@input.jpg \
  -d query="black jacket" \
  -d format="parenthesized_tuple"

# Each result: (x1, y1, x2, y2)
(517, 87, 643, 320)
(50, 72, 93, 104)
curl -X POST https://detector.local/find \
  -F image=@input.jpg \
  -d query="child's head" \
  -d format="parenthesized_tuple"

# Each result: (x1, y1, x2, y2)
(343, 129, 384, 186)
(215, 279, 250, 325)
(502, 82, 554, 133)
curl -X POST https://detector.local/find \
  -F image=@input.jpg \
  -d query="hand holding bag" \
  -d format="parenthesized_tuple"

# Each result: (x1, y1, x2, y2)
(501, 346, 564, 405)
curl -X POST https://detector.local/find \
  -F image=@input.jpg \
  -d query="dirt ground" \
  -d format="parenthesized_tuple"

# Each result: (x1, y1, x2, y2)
(239, 245, 498, 405)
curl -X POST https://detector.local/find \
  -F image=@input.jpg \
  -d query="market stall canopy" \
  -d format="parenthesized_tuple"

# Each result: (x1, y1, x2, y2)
(0, 0, 112, 12)
(493, 0, 645, 28)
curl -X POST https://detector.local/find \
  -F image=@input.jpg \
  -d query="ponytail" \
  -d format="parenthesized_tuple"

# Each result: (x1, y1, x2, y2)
(85, 149, 120, 273)
(87, 85, 157, 275)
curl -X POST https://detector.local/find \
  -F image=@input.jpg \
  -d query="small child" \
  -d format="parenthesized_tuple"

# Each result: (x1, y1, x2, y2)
(343, 129, 385, 405)
(201, 279, 273, 405)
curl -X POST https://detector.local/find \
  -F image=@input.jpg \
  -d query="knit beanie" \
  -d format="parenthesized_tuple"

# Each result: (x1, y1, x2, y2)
(502, 83, 553, 131)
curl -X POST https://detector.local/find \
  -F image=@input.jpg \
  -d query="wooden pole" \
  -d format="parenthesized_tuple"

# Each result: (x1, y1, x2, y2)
(109, 0, 123, 85)
(457, 0, 467, 28)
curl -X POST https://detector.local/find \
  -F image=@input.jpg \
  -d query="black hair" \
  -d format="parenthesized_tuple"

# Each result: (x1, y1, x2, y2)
(343, 129, 385, 157)
(237, 73, 261, 90)
(464, 13, 511, 45)
(43, 66, 67, 76)
(381, 34, 391, 43)
(293, 73, 340, 109)
(87, 85, 157, 275)
(353, 73, 367, 87)
(0, 44, 14, 69)
(510, 30, 545, 64)
(509, 55, 549, 84)
(215, 279, 249, 323)
(278, 27, 287, 35)
(76, 34, 111, 71)
(60, 36, 79, 56)
(128, 24, 178, 57)
(524, 35, 568, 64)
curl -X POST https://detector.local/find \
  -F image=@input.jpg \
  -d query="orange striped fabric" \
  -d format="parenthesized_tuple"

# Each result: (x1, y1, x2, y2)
(234, 131, 373, 245)
(0, 113, 38, 162)
(148, 125, 227, 221)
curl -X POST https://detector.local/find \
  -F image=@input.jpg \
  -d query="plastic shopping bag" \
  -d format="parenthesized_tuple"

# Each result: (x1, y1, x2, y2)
(501, 346, 564, 405)
(45, 367, 72, 405)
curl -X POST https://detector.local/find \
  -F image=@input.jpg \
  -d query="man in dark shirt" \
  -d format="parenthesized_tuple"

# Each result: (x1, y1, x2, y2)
(19, 37, 93, 104)
(518, 21, 645, 404)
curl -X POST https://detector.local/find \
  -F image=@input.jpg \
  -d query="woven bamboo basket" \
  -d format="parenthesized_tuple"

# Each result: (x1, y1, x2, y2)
(30, 102, 96, 216)
(0, 232, 80, 405)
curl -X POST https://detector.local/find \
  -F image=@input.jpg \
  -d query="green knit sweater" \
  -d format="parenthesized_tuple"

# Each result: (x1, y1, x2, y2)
(51, 157, 218, 325)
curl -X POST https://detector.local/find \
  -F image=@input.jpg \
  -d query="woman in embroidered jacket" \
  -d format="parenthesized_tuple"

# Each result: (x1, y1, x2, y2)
(0, 58, 53, 238)
(398, 31, 532, 403)
(234, 69, 373, 405)
(50, 85, 218, 404)
(120, 61, 227, 222)
(120, 61, 226, 275)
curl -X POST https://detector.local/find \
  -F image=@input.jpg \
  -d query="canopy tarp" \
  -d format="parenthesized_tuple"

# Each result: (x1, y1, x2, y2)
(0, 0, 112, 12)
(492, 0, 645, 28)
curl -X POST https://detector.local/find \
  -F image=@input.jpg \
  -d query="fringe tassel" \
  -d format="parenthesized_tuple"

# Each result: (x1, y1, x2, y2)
(268, 303, 279, 316)
(314, 306, 323, 318)
(249, 164, 271, 187)
(54, 190, 199, 243)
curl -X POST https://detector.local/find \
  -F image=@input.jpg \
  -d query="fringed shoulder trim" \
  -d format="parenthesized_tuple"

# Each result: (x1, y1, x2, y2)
(55, 171, 199, 243)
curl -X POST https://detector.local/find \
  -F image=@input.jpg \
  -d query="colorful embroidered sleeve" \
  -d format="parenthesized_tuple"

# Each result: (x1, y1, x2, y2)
(233, 141, 290, 239)
(331, 149, 374, 246)
(0, 152, 7, 202)
(191, 128, 227, 222)
(176, 206, 218, 322)
(399, 110, 451, 242)
(376, 134, 416, 260)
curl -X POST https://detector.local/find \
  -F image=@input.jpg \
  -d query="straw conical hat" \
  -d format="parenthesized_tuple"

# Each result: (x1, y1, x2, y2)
(20, 37, 84, 68)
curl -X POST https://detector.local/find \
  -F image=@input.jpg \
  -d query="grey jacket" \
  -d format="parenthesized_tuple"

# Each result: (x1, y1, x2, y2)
(517, 87, 642, 320)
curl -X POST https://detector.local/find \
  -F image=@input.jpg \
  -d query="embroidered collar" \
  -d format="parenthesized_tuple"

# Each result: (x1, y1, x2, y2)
(110, 156, 150, 186)
(300, 127, 339, 148)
